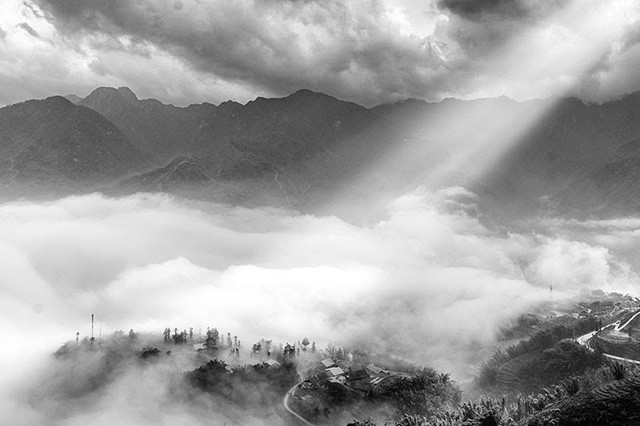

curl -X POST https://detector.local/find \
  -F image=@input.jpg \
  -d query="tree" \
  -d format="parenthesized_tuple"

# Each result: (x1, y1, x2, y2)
(302, 337, 310, 351)
(283, 343, 296, 358)
(173, 328, 187, 345)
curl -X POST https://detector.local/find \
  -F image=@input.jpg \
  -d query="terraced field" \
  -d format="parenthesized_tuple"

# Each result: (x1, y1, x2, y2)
(524, 374, 640, 425)
(496, 353, 537, 389)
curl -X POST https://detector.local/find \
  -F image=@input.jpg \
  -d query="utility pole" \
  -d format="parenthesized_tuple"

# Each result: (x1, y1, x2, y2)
(90, 314, 95, 344)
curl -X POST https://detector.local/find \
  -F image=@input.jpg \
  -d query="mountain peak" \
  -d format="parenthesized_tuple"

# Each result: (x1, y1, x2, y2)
(288, 88, 327, 100)
(85, 86, 139, 103)
(42, 95, 75, 110)
(116, 86, 138, 101)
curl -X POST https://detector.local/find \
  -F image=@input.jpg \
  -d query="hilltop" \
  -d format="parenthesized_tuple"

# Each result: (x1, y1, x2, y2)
(26, 290, 640, 426)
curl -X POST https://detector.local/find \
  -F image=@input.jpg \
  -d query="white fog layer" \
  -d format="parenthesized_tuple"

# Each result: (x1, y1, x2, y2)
(1, 189, 638, 424)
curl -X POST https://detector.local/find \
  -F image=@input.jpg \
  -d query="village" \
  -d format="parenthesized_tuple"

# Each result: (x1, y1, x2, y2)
(285, 356, 412, 423)
(63, 317, 424, 425)
(57, 289, 640, 426)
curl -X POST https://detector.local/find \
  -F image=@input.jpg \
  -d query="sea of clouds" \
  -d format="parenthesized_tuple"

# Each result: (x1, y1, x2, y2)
(1, 187, 638, 424)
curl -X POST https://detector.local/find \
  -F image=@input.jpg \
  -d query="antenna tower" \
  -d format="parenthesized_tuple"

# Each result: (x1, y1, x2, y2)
(90, 314, 95, 343)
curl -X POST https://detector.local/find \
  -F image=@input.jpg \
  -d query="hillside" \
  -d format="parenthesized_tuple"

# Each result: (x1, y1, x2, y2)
(79, 87, 213, 161)
(346, 292, 640, 426)
(0, 96, 142, 184)
(37, 326, 463, 426)
(119, 156, 210, 191)
(556, 137, 640, 215)
(373, 94, 640, 218)
(34, 291, 640, 426)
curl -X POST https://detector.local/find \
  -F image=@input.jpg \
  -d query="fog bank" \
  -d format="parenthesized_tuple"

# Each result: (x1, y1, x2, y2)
(1, 188, 638, 424)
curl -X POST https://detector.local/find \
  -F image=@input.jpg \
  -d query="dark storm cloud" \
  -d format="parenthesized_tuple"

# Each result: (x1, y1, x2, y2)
(438, 0, 528, 19)
(34, 0, 453, 105)
(438, 0, 568, 21)
(435, 0, 570, 60)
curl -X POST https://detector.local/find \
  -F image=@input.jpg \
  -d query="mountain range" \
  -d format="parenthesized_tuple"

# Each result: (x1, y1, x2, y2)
(3, 87, 640, 218)
(0, 95, 141, 190)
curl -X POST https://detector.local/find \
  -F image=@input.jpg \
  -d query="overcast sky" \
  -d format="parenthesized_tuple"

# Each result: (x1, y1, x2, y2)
(1, 0, 640, 106)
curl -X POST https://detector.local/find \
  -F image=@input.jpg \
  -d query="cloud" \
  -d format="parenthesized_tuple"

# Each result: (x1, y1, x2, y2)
(0, 0, 635, 106)
(1, 189, 638, 424)
(31, 0, 452, 106)
(17, 22, 39, 38)
(0, 190, 637, 424)
(437, 0, 568, 21)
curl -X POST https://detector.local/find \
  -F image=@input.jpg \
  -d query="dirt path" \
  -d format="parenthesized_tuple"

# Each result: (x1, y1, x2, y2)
(283, 382, 315, 426)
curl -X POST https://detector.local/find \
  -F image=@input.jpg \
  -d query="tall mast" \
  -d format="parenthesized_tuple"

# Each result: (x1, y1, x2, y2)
(90, 314, 95, 343)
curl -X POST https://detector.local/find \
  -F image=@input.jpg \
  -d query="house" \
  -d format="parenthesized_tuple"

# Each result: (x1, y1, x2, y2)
(320, 358, 335, 368)
(365, 363, 387, 376)
(326, 366, 345, 377)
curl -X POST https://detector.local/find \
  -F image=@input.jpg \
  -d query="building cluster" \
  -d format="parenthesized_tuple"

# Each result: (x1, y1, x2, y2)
(302, 357, 393, 393)
(290, 357, 398, 421)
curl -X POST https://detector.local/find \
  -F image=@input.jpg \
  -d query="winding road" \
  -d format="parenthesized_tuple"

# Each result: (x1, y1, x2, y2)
(283, 382, 315, 426)
(576, 314, 640, 365)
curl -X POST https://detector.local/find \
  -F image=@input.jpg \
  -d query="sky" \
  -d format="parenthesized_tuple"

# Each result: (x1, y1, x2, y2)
(1, 0, 640, 107)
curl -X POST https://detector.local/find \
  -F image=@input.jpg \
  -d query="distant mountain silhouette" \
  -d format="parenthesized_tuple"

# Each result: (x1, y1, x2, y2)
(372, 93, 640, 218)
(77, 88, 385, 186)
(79, 87, 213, 161)
(0, 96, 142, 184)
(6, 87, 640, 217)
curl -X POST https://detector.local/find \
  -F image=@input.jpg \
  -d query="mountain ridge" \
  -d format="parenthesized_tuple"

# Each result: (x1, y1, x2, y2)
(6, 87, 640, 218)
